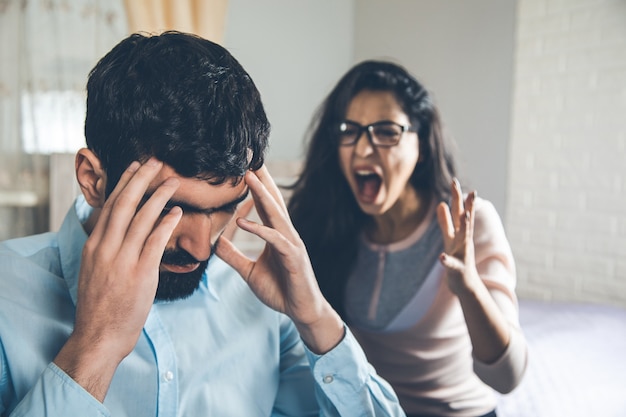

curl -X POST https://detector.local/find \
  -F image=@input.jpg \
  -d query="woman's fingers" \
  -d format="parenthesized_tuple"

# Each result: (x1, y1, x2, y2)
(439, 252, 465, 272)
(436, 202, 455, 242)
(464, 191, 476, 244)
(439, 180, 478, 256)
(451, 178, 464, 231)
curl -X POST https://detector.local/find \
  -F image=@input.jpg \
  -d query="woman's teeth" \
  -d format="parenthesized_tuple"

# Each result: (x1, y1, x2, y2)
(354, 170, 382, 202)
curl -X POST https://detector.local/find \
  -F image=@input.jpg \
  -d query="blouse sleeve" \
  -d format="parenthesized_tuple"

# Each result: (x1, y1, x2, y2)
(470, 198, 529, 393)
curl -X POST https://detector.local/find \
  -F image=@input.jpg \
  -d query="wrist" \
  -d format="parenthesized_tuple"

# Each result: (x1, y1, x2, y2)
(54, 333, 125, 402)
(294, 303, 345, 355)
(450, 268, 482, 297)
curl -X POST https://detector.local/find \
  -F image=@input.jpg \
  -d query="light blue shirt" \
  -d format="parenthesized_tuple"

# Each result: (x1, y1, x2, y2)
(0, 197, 404, 417)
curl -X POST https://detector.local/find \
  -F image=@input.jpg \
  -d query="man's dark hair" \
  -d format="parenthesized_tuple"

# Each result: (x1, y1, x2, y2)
(85, 31, 269, 195)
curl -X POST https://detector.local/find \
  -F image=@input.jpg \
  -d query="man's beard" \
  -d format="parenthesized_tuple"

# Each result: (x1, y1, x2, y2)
(155, 238, 219, 302)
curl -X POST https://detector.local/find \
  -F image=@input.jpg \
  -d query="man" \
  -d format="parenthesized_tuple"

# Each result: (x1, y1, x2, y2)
(0, 32, 404, 416)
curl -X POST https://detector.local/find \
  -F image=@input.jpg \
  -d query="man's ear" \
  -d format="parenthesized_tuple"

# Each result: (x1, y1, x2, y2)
(75, 148, 107, 208)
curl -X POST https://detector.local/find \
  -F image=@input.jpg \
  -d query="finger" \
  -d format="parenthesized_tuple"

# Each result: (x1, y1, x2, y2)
(436, 201, 455, 242)
(451, 178, 464, 231)
(245, 172, 271, 225)
(88, 160, 141, 243)
(99, 161, 141, 207)
(122, 177, 180, 255)
(458, 208, 468, 244)
(93, 158, 164, 249)
(237, 197, 256, 218)
(107, 158, 164, 217)
(214, 234, 255, 283)
(253, 165, 288, 213)
(139, 205, 183, 266)
(222, 198, 255, 241)
(236, 217, 294, 254)
(439, 252, 464, 272)
(464, 191, 477, 243)
(245, 171, 294, 236)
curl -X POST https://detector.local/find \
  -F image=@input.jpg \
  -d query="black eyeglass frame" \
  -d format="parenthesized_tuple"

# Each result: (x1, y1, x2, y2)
(337, 120, 416, 148)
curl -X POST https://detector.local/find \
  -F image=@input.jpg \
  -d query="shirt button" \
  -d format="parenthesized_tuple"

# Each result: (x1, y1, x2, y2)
(163, 371, 174, 382)
(322, 375, 334, 384)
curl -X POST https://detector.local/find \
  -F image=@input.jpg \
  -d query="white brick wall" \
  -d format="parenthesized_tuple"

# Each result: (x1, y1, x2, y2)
(506, 0, 626, 307)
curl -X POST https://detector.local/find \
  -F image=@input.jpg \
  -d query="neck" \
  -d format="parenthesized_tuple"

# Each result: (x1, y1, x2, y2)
(365, 188, 432, 244)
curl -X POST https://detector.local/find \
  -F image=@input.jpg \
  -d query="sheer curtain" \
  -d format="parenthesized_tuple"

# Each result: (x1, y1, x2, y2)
(0, 0, 126, 239)
(0, 0, 230, 240)
(123, 0, 229, 44)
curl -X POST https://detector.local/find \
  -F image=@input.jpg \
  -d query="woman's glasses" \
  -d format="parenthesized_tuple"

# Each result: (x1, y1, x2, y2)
(337, 120, 415, 147)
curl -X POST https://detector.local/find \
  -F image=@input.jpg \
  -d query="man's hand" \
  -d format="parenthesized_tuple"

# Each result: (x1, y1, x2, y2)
(215, 165, 344, 354)
(221, 197, 255, 242)
(54, 158, 182, 402)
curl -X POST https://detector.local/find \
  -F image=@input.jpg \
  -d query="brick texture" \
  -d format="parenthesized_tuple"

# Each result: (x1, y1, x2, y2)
(506, 0, 626, 307)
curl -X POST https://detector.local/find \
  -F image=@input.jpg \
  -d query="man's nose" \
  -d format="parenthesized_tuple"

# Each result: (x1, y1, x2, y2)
(172, 214, 213, 262)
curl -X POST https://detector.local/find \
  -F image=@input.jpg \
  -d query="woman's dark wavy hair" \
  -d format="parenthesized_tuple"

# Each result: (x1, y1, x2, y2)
(85, 31, 269, 195)
(288, 60, 457, 319)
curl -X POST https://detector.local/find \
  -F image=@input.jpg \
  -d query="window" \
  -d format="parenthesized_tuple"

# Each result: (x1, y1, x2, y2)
(21, 90, 87, 154)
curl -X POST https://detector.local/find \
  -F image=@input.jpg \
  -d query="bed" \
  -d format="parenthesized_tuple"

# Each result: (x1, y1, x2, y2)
(496, 298, 626, 416)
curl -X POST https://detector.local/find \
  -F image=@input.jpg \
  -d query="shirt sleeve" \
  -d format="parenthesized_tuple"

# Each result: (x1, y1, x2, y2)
(7, 363, 110, 417)
(473, 322, 528, 394)
(272, 316, 405, 417)
(471, 198, 529, 393)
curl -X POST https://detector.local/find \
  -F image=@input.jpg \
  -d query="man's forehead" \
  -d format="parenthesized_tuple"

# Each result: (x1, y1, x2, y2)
(147, 167, 248, 208)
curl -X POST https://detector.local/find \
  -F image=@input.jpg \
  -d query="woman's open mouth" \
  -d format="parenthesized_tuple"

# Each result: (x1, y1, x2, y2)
(354, 169, 382, 204)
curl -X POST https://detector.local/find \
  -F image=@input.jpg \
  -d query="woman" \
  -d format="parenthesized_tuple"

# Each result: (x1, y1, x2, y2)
(288, 60, 527, 417)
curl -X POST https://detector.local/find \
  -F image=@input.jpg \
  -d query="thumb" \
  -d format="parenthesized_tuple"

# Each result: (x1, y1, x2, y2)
(439, 252, 464, 272)
(222, 198, 256, 241)
(215, 235, 254, 283)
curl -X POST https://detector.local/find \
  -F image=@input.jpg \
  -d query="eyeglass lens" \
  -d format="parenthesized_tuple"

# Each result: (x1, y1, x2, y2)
(338, 121, 406, 146)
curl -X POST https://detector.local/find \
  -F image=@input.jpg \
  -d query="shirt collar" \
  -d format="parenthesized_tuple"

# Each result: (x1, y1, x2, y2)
(203, 258, 221, 301)
(58, 195, 91, 306)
